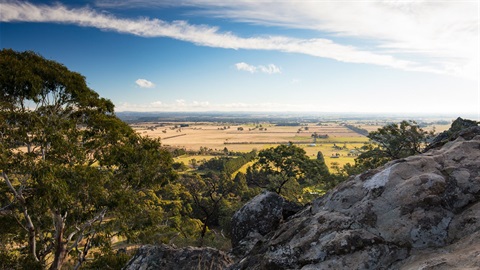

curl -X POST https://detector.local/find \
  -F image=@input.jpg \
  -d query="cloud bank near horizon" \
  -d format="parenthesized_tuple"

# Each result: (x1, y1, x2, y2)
(116, 100, 316, 113)
(2, 1, 477, 80)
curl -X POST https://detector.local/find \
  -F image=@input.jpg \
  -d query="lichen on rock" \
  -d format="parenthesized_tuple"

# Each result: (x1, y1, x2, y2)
(229, 121, 480, 270)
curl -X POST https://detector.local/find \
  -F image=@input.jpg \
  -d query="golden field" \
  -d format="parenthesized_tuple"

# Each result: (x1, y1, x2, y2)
(131, 121, 450, 171)
(132, 122, 369, 170)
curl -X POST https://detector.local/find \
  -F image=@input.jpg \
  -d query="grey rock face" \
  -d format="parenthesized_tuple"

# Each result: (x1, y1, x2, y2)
(230, 191, 302, 257)
(425, 117, 479, 151)
(123, 244, 233, 270)
(124, 121, 480, 270)
(230, 134, 480, 269)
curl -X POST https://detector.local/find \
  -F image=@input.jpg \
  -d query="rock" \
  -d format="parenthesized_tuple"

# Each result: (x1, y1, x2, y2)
(397, 230, 480, 270)
(425, 117, 479, 151)
(123, 244, 233, 270)
(229, 132, 480, 269)
(230, 191, 301, 257)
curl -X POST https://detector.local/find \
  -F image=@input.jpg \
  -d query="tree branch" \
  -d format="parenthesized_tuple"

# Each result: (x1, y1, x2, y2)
(1, 171, 39, 262)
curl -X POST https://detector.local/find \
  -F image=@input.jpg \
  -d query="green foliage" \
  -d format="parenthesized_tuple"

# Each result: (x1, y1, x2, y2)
(0, 249, 43, 270)
(246, 144, 330, 202)
(367, 120, 429, 159)
(341, 120, 431, 175)
(172, 162, 188, 171)
(198, 150, 256, 175)
(180, 172, 238, 241)
(0, 49, 176, 269)
(82, 250, 131, 270)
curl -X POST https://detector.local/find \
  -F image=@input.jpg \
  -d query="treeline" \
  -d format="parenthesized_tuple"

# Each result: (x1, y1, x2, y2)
(198, 150, 257, 175)
(343, 124, 369, 136)
(275, 122, 302, 126)
(167, 146, 247, 157)
(118, 112, 322, 124)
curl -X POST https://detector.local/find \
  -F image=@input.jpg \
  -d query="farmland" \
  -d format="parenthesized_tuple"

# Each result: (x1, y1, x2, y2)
(127, 115, 451, 171)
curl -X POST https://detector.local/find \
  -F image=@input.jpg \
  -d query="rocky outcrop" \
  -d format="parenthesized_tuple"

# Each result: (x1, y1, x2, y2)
(230, 191, 302, 257)
(230, 130, 480, 269)
(123, 244, 233, 270)
(425, 117, 479, 151)
(123, 120, 479, 270)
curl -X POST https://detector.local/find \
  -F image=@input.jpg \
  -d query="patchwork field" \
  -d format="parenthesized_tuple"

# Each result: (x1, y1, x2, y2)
(131, 120, 451, 171)
(132, 122, 371, 170)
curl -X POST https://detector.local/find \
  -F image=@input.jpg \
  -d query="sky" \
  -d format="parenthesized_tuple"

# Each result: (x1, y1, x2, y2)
(1, 0, 479, 117)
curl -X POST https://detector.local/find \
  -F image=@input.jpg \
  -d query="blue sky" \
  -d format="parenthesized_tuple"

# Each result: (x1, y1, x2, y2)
(1, 1, 479, 116)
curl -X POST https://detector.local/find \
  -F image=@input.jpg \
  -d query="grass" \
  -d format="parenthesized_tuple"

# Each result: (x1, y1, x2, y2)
(174, 155, 217, 165)
(234, 161, 256, 175)
(138, 122, 362, 151)
(137, 123, 372, 172)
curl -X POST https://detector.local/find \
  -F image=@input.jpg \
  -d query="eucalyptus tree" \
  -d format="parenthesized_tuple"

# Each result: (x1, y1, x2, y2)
(0, 49, 175, 269)
(352, 120, 431, 171)
(180, 172, 236, 242)
(246, 144, 330, 201)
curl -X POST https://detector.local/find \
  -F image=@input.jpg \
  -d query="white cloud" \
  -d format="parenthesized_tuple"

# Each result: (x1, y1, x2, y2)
(235, 62, 281, 74)
(0, 3, 454, 77)
(235, 62, 256, 73)
(1, 2, 465, 78)
(175, 99, 186, 106)
(135, 78, 155, 88)
(259, 64, 281, 74)
(116, 99, 316, 112)
(192, 1, 479, 80)
(192, 101, 210, 107)
(96, 0, 479, 80)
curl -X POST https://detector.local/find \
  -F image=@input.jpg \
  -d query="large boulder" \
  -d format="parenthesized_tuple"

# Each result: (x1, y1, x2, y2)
(123, 244, 233, 270)
(230, 191, 301, 256)
(229, 132, 480, 269)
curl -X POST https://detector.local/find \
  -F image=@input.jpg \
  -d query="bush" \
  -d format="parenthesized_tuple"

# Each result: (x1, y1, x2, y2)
(82, 251, 131, 270)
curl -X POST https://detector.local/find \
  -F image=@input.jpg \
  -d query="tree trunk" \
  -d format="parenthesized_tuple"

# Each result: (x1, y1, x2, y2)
(2, 172, 39, 262)
(201, 221, 208, 239)
(50, 212, 67, 270)
(24, 209, 39, 262)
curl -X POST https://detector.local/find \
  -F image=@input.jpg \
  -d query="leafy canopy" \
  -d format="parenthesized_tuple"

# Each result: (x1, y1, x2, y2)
(0, 49, 175, 270)
(343, 120, 431, 175)
(246, 144, 330, 202)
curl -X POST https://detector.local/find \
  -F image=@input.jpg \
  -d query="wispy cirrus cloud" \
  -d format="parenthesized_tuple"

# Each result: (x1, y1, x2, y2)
(3, 1, 479, 80)
(235, 62, 281, 74)
(96, 0, 480, 80)
(1, 1, 453, 77)
(135, 78, 155, 88)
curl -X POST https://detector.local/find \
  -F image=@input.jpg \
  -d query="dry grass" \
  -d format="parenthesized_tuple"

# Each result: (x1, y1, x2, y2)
(133, 123, 365, 152)
(132, 121, 446, 172)
(132, 122, 369, 171)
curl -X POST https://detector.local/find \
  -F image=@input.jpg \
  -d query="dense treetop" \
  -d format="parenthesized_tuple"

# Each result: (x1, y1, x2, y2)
(0, 49, 175, 269)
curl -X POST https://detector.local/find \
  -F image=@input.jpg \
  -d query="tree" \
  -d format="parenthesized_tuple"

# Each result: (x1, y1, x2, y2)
(180, 172, 236, 243)
(0, 49, 175, 269)
(316, 151, 325, 163)
(246, 144, 330, 201)
(351, 120, 430, 172)
(368, 120, 428, 159)
(189, 158, 198, 169)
